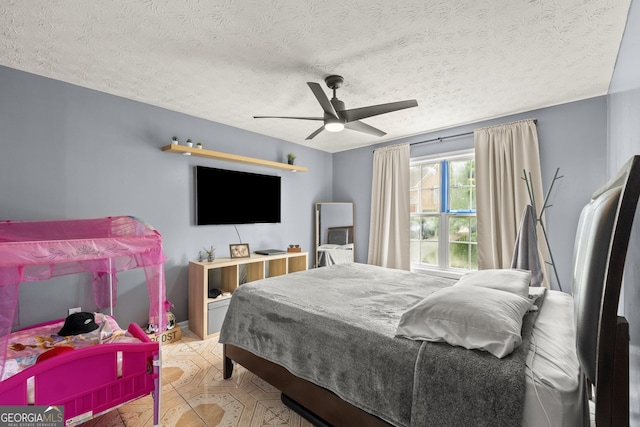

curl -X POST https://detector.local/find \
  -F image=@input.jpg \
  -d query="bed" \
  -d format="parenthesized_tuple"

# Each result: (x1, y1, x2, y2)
(0, 216, 168, 426)
(220, 155, 639, 427)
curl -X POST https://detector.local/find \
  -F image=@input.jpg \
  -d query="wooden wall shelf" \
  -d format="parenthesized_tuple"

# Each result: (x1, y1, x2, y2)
(161, 144, 308, 172)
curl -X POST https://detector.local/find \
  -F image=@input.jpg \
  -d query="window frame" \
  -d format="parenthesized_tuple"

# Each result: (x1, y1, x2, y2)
(410, 149, 476, 277)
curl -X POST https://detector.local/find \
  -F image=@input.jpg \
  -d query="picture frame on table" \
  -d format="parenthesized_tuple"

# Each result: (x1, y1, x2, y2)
(230, 243, 250, 258)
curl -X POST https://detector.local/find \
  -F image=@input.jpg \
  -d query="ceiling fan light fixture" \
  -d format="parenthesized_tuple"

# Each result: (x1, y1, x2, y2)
(324, 118, 344, 132)
(253, 75, 417, 140)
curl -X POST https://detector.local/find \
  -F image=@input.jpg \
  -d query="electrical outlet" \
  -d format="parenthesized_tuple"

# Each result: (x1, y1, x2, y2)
(68, 307, 82, 316)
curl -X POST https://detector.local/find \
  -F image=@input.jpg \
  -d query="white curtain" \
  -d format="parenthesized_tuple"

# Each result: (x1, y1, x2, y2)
(474, 119, 548, 285)
(367, 144, 410, 270)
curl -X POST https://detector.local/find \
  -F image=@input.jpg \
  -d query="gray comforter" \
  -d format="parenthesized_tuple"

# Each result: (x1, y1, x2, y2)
(219, 263, 538, 427)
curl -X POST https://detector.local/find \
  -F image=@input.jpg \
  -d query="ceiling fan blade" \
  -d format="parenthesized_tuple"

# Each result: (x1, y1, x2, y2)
(305, 126, 325, 140)
(341, 99, 418, 122)
(253, 115, 323, 121)
(345, 120, 386, 137)
(307, 82, 339, 119)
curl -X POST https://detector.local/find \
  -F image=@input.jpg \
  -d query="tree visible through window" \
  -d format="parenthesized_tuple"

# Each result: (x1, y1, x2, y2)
(410, 151, 477, 271)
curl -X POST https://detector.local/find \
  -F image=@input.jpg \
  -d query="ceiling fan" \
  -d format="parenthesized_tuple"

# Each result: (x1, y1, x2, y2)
(253, 75, 418, 140)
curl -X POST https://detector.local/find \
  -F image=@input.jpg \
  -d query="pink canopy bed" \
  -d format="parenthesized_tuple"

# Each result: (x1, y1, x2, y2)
(0, 216, 167, 426)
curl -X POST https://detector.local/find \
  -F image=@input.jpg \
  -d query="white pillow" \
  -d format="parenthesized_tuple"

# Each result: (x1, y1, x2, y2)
(395, 286, 532, 358)
(454, 269, 531, 298)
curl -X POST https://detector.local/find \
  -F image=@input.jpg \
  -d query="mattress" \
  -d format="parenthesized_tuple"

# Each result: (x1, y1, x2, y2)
(2, 313, 141, 382)
(221, 264, 586, 426)
(524, 288, 588, 427)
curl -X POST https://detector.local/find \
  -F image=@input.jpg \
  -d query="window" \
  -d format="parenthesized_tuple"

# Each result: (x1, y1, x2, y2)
(410, 151, 477, 271)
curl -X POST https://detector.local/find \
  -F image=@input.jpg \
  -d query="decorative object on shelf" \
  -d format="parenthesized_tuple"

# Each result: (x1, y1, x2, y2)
(196, 142, 203, 149)
(203, 246, 216, 262)
(171, 136, 179, 144)
(287, 244, 302, 253)
(287, 153, 296, 165)
(183, 138, 192, 156)
(230, 243, 250, 258)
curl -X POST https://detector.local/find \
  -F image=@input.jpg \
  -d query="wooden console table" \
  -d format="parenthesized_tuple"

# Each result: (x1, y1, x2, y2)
(188, 252, 308, 340)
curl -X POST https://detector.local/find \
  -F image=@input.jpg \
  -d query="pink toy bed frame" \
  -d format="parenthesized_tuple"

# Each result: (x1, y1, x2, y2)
(0, 216, 167, 426)
(0, 322, 159, 426)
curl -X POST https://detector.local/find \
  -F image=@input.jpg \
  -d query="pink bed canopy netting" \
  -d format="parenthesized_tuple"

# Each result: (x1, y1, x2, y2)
(0, 216, 168, 378)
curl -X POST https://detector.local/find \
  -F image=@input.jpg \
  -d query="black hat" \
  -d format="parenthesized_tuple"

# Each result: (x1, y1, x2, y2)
(58, 312, 99, 336)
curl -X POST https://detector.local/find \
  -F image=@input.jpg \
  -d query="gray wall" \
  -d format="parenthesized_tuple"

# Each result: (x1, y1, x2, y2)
(0, 65, 333, 329)
(334, 96, 608, 293)
(607, 0, 640, 424)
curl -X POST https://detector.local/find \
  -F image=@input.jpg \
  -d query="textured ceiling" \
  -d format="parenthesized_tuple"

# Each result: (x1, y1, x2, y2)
(0, 0, 632, 153)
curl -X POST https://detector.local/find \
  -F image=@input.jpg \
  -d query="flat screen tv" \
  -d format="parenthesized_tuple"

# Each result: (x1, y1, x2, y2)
(195, 166, 281, 225)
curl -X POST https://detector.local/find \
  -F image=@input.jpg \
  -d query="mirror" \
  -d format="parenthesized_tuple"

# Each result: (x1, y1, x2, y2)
(315, 202, 354, 267)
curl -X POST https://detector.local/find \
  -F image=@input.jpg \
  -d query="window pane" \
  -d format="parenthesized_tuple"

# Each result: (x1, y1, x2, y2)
(410, 216, 439, 240)
(449, 160, 469, 187)
(409, 167, 422, 213)
(470, 216, 477, 242)
(409, 189, 419, 213)
(448, 159, 475, 211)
(421, 216, 439, 265)
(421, 216, 439, 239)
(449, 243, 477, 269)
(410, 218, 421, 240)
(421, 189, 440, 212)
(410, 215, 439, 267)
(420, 241, 438, 265)
(449, 187, 471, 211)
(470, 244, 477, 269)
(419, 163, 440, 213)
(449, 216, 472, 242)
(421, 163, 440, 187)
(410, 165, 422, 188)
(471, 186, 476, 210)
(410, 240, 421, 263)
(448, 216, 477, 269)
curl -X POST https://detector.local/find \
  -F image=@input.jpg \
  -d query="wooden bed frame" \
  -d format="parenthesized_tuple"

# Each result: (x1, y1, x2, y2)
(589, 156, 640, 426)
(223, 155, 640, 427)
